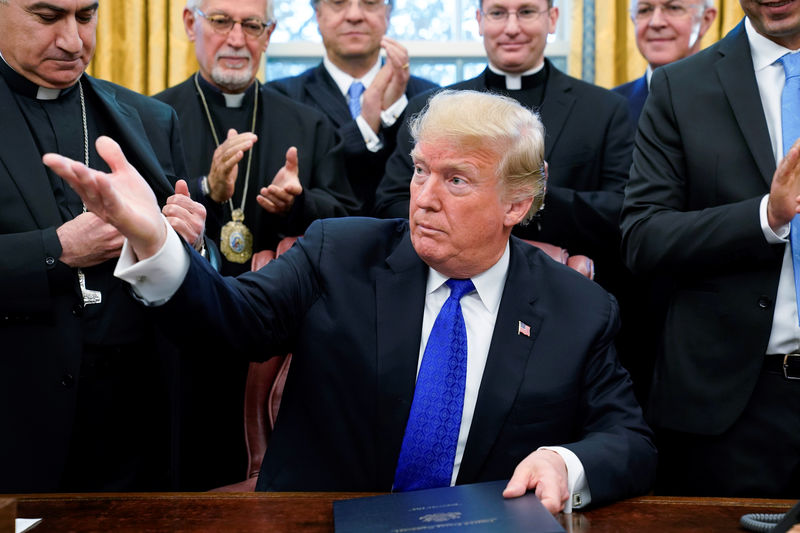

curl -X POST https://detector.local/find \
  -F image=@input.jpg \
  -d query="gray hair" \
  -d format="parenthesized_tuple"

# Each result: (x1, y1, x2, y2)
(629, 0, 714, 15)
(311, 0, 394, 9)
(409, 90, 547, 223)
(186, 0, 274, 22)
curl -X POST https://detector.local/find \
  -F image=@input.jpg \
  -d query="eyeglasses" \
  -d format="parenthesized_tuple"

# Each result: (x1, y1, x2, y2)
(194, 9, 275, 38)
(481, 7, 551, 24)
(320, 0, 390, 13)
(631, 2, 697, 21)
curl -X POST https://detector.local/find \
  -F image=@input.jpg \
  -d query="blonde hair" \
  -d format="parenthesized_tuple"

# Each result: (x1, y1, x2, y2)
(409, 90, 547, 223)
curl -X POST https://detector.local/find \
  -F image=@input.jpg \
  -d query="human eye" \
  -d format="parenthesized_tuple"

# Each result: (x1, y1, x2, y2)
(362, 0, 380, 6)
(487, 9, 507, 20)
(30, 8, 62, 23)
(518, 8, 540, 19)
(330, 0, 348, 7)
(635, 4, 654, 17)
(242, 19, 264, 32)
(666, 3, 687, 14)
(208, 15, 233, 30)
(76, 8, 97, 24)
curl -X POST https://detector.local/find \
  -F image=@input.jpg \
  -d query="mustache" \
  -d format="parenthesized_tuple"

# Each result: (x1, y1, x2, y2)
(215, 48, 252, 61)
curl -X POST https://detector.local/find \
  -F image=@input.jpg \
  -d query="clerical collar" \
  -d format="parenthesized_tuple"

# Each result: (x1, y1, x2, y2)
(486, 61, 546, 90)
(0, 51, 73, 100)
(323, 54, 381, 98)
(195, 72, 257, 108)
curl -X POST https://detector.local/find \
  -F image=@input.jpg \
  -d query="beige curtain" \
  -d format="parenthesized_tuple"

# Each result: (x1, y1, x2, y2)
(88, 0, 197, 96)
(570, 0, 744, 88)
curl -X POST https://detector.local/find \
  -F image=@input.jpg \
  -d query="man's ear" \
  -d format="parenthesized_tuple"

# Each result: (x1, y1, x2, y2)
(504, 196, 535, 228)
(183, 8, 197, 42)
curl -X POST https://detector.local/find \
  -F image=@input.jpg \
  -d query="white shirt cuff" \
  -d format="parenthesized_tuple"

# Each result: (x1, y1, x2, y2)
(760, 194, 790, 243)
(355, 114, 383, 152)
(114, 215, 190, 305)
(380, 94, 408, 127)
(539, 445, 590, 514)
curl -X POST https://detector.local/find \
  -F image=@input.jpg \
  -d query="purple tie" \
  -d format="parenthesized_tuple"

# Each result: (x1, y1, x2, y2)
(393, 278, 475, 491)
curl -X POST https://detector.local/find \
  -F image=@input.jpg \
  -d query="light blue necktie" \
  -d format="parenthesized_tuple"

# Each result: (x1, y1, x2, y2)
(347, 81, 365, 119)
(779, 52, 800, 326)
(393, 278, 474, 492)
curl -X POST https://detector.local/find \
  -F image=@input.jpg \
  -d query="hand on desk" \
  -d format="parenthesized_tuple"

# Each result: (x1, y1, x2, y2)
(43, 136, 166, 261)
(503, 449, 569, 515)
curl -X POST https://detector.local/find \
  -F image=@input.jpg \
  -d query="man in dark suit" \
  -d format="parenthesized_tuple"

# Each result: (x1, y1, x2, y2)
(374, 0, 632, 299)
(154, 0, 359, 278)
(621, 1, 800, 497)
(47, 90, 657, 514)
(268, 0, 437, 214)
(0, 0, 208, 492)
(153, 0, 359, 488)
(613, 0, 716, 126)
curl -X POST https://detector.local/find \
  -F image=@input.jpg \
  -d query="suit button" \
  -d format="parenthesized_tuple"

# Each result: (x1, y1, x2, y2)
(61, 373, 75, 388)
(757, 296, 772, 309)
(45, 256, 55, 266)
(72, 304, 83, 317)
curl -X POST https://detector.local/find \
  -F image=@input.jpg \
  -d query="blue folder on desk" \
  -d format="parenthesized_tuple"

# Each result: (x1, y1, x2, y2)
(334, 480, 565, 532)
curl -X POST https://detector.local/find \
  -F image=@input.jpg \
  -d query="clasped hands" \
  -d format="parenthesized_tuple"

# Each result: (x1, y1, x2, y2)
(206, 128, 302, 215)
(359, 37, 411, 134)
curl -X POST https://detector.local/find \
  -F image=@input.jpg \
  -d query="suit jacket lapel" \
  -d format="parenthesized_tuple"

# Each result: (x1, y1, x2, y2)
(305, 64, 351, 127)
(715, 21, 776, 186)
(86, 76, 175, 199)
(457, 239, 542, 483)
(0, 76, 63, 228)
(374, 231, 429, 486)
(539, 62, 576, 161)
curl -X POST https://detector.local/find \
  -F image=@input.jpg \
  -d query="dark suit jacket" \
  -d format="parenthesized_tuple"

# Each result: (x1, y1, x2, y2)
(269, 64, 437, 214)
(374, 62, 633, 291)
(620, 20, 784, 435)
(0, 74, 185, 491)
(612, 74, 648, 129)
(154, 76, 360, 262)
(160, 217, 656, 506)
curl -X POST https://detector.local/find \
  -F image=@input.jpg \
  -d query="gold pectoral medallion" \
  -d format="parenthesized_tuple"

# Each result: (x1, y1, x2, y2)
(220, 208, 253, 263)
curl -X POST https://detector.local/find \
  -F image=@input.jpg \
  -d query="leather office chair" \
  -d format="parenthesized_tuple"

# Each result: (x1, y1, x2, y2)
(212, 237, 593, 492)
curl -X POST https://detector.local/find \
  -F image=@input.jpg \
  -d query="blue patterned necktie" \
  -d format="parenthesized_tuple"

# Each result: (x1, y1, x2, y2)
(779, 52, 800, 326)
(347, 81, 365, 119)
(393, 278, 475, 492)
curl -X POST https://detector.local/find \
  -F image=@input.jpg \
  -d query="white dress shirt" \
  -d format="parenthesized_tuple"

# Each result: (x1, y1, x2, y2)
(746, 18, 800, 353)
(323, 55, 408, 152)
(116, 228, 588, 512)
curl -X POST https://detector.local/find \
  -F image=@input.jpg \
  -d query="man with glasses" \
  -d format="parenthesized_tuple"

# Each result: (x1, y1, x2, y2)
(269, 0, 437, 214)
(0, 0, 209, 492)
(153, 0, 359, 489)
(375, 0, 634, 330)
(621, 0, 800, 496)
(614, 0, 717, 126)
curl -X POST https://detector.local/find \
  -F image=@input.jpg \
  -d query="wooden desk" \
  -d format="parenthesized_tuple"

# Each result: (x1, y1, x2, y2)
(10, 492, 795, 532)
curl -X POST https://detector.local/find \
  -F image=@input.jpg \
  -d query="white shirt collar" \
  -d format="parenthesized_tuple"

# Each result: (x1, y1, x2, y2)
(425, 241, 510, 315)
(746, 16, 798, 73)
(645, 65, 653, 88)
(487, 61, 545, 90)
(323, 54, 382, 97)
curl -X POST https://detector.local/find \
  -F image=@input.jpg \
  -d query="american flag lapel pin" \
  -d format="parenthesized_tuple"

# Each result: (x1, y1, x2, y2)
(517, 321, 531, 337)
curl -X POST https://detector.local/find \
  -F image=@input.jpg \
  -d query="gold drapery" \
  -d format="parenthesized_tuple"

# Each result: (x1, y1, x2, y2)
(88, 0, 197, 96)
(569, 0, 744, 88)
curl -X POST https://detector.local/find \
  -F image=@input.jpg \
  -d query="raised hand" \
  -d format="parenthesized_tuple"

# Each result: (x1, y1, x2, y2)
(42, 136, 166, 260)
(163, 179, 207, 249)
(257, 146, 303, 215)
(207, 129, 258, 203)
(767, 137, 800, 231)
(380, 36, 411, 110)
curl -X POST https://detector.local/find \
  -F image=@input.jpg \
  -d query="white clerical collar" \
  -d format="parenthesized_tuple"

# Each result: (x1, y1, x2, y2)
(222, 92, 246, 108)
(323, 54, 382, 97)
(426, 241, 510, 316)
(0, 50, 62, 100)
(487, 62, 545, 90)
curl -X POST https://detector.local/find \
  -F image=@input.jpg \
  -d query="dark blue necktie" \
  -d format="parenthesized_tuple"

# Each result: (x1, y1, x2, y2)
(347, 81, 364, 119)
(779, 52, 800, 326)
(393, 278, 475, 492)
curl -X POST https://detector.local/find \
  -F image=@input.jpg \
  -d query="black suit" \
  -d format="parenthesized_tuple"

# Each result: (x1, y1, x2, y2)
(621, 20, 800, 496)
(269, 64, 437, 214)
(157, 217, 656, 505)
(0, 73, 185, 492)
(374, 62, 633, 293)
